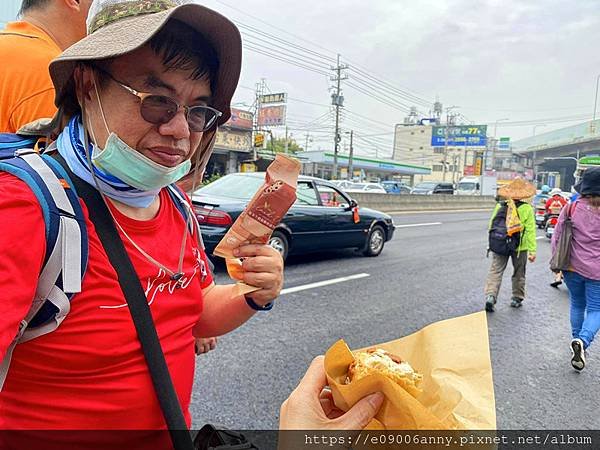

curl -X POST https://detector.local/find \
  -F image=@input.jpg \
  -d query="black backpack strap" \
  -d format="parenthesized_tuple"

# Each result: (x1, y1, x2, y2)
(52, 153, 195, 450)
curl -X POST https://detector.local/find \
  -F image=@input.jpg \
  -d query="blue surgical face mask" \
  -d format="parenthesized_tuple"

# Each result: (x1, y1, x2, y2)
(88, 78, 191, 191)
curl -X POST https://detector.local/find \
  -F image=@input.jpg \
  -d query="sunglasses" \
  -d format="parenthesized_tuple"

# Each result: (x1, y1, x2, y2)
(94, 67, 222, 132)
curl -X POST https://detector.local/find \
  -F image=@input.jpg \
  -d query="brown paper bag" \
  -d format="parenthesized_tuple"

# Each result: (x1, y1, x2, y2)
(325, 311, 496, 430)
(214, 154, 301, 295)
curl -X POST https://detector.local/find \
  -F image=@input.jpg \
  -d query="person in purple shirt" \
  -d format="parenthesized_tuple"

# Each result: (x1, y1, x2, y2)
(552, 167, 600, 371)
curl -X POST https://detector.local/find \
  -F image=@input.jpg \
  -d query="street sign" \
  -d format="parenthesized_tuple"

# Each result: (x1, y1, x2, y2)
(258, 105, 286, 126)
(474, 156, 483, 175)
(254, 133, 265, 147)
(498, 137, 510, 150)
(259, 93, 286, 104)
(431, 125, 488, 147)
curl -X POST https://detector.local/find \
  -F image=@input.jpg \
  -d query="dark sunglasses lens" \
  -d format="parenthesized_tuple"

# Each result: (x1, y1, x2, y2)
(188, 107, 218, 132)
(140, 95, 178, 124)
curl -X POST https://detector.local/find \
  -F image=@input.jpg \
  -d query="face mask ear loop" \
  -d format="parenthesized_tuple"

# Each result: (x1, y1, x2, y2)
(176, 135, 208, 272)
(92, 71, 111, 136)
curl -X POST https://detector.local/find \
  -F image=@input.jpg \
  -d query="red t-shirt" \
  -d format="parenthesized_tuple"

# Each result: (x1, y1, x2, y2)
(0, 173, 213, 433)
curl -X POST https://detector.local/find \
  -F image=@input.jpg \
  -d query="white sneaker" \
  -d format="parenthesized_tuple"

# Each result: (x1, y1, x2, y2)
(571, 339, 586, 371)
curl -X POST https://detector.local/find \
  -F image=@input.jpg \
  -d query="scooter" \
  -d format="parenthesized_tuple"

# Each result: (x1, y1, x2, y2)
(535, 204, 547, 229)
(545, 214, 559, 239)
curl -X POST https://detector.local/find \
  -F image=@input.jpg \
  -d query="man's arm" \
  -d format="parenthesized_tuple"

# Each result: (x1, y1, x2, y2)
(193, 244, 283, 337)
(521, 204, 537, 258)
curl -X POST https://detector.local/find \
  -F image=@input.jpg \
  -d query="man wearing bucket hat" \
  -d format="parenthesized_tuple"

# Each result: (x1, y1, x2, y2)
(552, 167, 600, 371)
(0, 0, 288, 438)
(484, 178, 537, 311)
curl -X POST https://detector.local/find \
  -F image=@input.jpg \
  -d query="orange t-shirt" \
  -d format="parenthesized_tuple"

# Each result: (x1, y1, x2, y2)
(0, 21, 61, 133)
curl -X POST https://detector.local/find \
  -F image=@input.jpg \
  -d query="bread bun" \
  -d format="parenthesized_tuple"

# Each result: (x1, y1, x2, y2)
(346, 348, 423, 397)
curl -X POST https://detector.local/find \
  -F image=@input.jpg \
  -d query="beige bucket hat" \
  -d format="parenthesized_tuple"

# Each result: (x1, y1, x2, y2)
(48, 0, 242, 126)
(497, 178, 537, 200)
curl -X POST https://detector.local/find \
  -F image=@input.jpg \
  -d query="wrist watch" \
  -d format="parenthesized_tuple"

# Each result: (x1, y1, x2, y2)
(244, 294, 273, 311)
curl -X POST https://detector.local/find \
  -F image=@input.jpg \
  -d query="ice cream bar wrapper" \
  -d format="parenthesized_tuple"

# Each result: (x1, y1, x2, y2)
(324, 312, 497, 431)
(214, 154, 301, 293)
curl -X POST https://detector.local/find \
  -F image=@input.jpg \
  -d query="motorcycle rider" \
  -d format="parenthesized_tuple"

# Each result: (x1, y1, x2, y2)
(545, 188, 567, 216)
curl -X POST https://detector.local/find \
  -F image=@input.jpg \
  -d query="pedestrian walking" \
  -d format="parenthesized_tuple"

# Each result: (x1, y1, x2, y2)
(552, 167, 600, 371)
(484, 178, 537, 312)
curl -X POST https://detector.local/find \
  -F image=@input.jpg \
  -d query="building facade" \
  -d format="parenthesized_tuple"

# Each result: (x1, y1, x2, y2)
(300, 150, 430, 184)
(393, 124, 472, 184)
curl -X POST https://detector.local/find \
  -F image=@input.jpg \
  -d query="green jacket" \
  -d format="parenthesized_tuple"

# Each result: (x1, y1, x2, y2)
(488, 201, 537, 254)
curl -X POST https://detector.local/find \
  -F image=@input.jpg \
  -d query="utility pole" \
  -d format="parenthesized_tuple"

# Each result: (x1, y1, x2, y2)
(304, 133, 310, 152)
(491, 118, 509, 171)
(348, 130, 354, 181)
(253, 78, 267, 161)
(284, 126, 289, 154)
(331, 54, 347, 180)
(442, 106, 459, 181)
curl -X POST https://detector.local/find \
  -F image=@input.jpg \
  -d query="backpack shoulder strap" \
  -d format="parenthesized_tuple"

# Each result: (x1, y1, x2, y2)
(0, 149, 88, 390)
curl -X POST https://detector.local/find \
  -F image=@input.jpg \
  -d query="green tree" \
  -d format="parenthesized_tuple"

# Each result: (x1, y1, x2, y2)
(268, 137, 303, 154)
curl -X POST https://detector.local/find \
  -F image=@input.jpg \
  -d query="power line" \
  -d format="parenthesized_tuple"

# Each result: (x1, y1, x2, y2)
(347, 66, 432, 109)
(214, 0, 339, 59)
(242, 44, 330, 76)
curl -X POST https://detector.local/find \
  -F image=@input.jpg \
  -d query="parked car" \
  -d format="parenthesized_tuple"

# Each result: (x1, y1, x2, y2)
(343, 182, 387, 194)
(381, 181, 412, 194)
(411, 181, 454, 195)
(191, 173, 395, 260)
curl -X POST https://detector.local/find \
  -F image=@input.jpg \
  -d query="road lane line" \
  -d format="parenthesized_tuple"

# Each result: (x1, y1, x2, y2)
(281, 273, 370, 295)
(536, 236, 545, 240)
(395, 222, 442, 228)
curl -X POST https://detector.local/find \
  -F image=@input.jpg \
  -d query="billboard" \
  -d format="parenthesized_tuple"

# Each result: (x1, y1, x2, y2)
(215, 129, 251, 151)
(260, 93, 286, 104)
(258, 105, 286, 126)
(226, 108, 253, 130)
(431, 125, 487, 147)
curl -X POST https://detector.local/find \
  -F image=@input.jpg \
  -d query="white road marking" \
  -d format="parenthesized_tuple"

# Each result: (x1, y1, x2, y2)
(394, 222, 442, 229)
(536, 236, 546, 240)
(281, 273, 371, 295)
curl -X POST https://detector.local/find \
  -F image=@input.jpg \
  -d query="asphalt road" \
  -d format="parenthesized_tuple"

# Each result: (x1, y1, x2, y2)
(190, 210, 599, 430)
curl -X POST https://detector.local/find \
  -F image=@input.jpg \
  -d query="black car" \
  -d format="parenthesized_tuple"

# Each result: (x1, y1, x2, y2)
(191, 173, 395, 260)
(411, 181, 454, 195)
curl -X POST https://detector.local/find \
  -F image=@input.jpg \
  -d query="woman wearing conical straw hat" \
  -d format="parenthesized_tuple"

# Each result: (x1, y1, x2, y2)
(484, 178, 537, 312)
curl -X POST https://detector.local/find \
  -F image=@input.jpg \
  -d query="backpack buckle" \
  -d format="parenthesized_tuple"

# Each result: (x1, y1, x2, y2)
(14, 148, 37, 157)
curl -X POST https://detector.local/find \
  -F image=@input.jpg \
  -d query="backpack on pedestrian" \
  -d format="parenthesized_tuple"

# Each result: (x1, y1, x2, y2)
(488, 200, 523, 256)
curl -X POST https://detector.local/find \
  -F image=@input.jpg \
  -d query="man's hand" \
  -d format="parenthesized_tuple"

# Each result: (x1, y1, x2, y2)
(528, 253, 536, 263)
(195, 337, 217, 355)
(234, 244, 284, 306)
(279, 356, 384, 430)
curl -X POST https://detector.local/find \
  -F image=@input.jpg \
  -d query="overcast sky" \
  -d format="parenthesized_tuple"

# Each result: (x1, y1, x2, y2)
(3, 0, 599, 159)
(200, 0, 600, 158)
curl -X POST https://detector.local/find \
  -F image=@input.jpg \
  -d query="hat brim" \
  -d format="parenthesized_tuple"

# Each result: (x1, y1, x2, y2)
(49, 3, 241, 126)
(497, 182, 536, 200)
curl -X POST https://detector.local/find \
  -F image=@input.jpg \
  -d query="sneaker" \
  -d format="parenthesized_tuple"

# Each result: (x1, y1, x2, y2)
(485, 295, 497, 312)
(550, 280, 562, 288)
(510, 297, 523, 308)
(571, 338, 586, 371)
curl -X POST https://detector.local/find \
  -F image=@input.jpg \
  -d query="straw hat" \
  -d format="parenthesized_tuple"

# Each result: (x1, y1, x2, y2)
(497, 178, 536, 200)
(48, 0, 242, 126)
